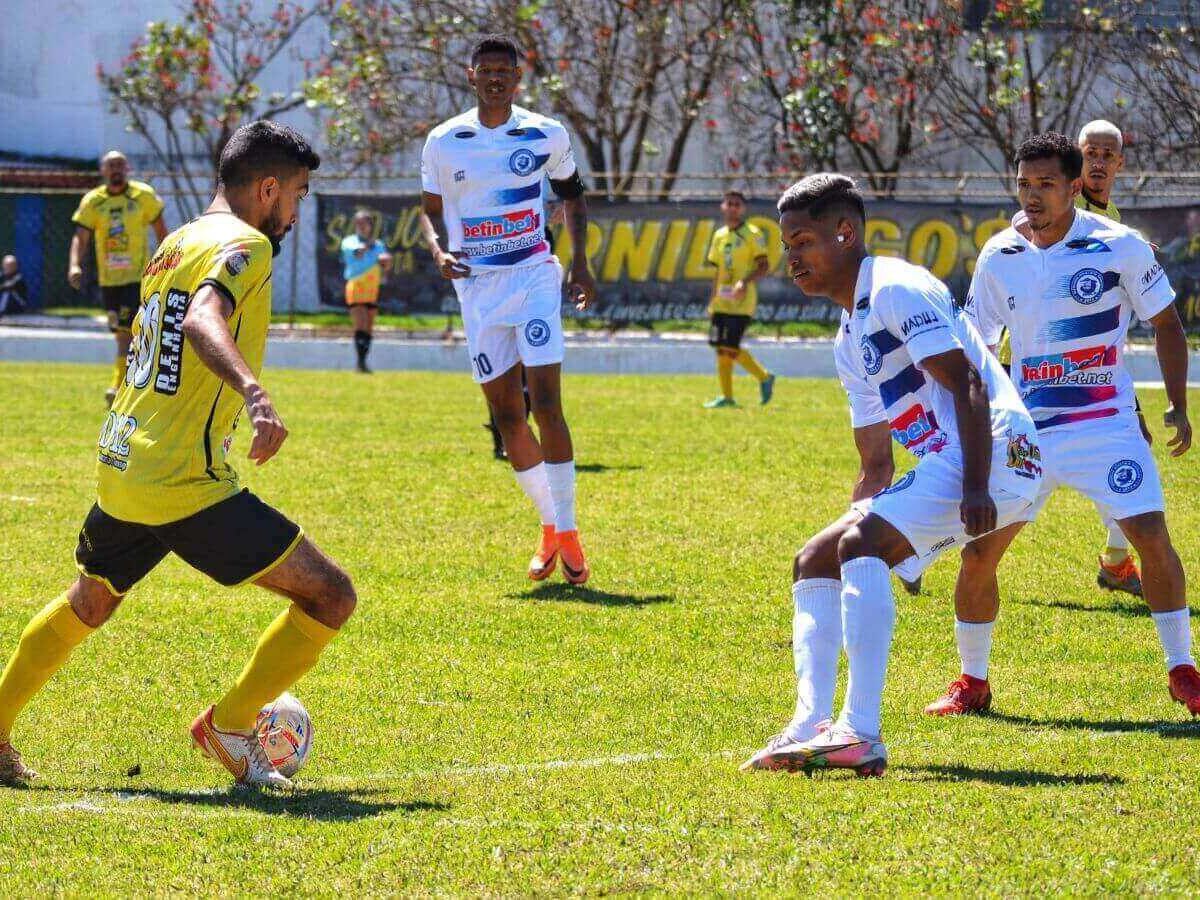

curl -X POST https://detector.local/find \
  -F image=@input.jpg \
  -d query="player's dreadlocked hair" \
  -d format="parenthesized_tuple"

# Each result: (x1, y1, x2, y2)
(471, 34, 521, 66)
(1014, 132, 1083, 180)
(218, 120, 320, 188)
(776, 173, 865, 223)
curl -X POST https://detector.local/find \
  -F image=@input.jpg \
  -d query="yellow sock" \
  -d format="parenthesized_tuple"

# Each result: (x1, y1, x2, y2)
(717, 353, 734, 399)
(736, 349, 769, 382)
(0, 594, 95, 743)
(212, 605, 339, 733)
(112, 352, 127, 393)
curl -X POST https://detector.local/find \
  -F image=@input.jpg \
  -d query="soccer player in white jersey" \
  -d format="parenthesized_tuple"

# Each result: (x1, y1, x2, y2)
(741, 174, 1043, 776)
(923, 132, 1200, 718)
(418, 35, 597, 585)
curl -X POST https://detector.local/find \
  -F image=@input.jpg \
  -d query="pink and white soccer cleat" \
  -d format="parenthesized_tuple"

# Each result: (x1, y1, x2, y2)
(741, 719, 887, 776)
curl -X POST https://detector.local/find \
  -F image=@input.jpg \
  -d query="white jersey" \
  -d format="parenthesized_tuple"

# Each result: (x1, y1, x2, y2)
(421, 105, 577, 273)
(835, 256, 1040, 497)
(967, 208, 1175, 433)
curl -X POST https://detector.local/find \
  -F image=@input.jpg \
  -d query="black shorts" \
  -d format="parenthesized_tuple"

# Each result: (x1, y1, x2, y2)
(708, 313, 751, 349)
(101, 284, 140, 332)
(75, 490, 303, 595)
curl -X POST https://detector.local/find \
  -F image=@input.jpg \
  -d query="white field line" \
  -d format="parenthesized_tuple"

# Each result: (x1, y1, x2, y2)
(3, 495, 38, 504)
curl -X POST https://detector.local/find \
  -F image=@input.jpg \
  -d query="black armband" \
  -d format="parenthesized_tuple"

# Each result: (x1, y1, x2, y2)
(1135, 393, 1142, 413)
(549, 171, 586, 200)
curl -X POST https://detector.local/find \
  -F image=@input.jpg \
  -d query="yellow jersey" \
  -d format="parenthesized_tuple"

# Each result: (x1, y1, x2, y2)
(71, 180, 165, 287)
(998, 194, 1121, 365)
(96, 213, 274, 525)
(707, 222, 769, 316)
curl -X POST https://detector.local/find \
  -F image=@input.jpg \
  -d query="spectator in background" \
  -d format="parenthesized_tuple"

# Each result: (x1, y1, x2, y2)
(1161, 209, 1200, 263)
(340, 209, 392, 374)
(69, 150, 167, 407)
(0, 255, 27, 317)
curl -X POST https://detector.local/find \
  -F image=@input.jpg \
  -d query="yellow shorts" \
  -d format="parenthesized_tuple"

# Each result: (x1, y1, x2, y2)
(345, 267, 381, 306)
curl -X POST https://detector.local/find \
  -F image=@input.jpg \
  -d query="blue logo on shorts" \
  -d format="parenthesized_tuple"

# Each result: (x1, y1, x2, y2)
(1069, 268, 1105, 305)
(1108, 459, 1143, 494)
(861, 335, 883, 375)
(878, 471, 916, 496)
(525, 318, 551, 347)
(509, 149, 538, 176)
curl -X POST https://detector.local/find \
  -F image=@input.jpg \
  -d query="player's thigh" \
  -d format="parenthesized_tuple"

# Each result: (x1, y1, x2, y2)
(515, 261, 565, 370)
(480, 363, 530, 424)
(153, 490, 303, 589)
(75, 502, 170, 598)
(1047, 418, 1164, 522)
(348, 303, 370, 331)
(254, 536, 356, 628)
(795, 508, 864, 580)
(524, 362, 564, 416)
(101, 284, 138, 334)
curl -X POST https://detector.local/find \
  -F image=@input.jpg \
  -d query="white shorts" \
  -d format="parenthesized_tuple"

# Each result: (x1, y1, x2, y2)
(854, 446, 1039, 561)
(1023, 414, 1163, 523)
(453, 259, 565, 383)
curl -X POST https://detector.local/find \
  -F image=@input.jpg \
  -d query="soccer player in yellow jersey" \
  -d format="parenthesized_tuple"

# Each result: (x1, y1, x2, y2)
(0, 121, 355, 790)
(703, 191, 775, 408)
(69, 151, 168, 407)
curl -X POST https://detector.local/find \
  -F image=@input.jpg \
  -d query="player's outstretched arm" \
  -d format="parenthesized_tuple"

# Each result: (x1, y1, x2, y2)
(850, 421, 895, 503)
(419, 191, 470, 279)
(923, 349, 996, 536)
(1149, 304, 1192, 457)
(182, 284, 287, 465)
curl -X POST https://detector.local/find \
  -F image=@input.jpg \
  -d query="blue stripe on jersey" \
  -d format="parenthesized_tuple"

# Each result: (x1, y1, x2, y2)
(869, 328, 902, 356)
(469, 242, 547, 266)
(1023, 384, 1118, 411)
(1038, 305, 1121, 343)
(1034, 407, 1118, 430)
(507, 127, 548, 141)
(879, 364, 926, 408)
(490, 183, 542, 205)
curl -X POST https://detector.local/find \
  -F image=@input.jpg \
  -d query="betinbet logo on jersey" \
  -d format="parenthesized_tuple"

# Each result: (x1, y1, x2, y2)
(890, 403, 947, 456)
(1020, 345, 1116, 386)
(461, 210, 540, 242)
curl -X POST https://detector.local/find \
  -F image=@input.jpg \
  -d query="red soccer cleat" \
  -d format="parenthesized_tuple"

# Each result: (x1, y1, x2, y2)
(924, 674, 992, 716)
(1169, 664, 1200, 716)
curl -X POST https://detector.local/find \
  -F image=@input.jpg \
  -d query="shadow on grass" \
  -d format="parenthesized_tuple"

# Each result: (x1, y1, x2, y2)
(900, 765, 1124, 786)
(985, 710, 1200, 739)
(575, 463, 644, 475)
(1014, 596, 1200, 619)
(510, 582, 673, 607)
(80, 786, 448, 822)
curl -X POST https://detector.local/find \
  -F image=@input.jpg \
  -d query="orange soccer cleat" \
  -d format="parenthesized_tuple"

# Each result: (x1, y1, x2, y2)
(528, 524, 559, 581)
(1097, 554, 1143, 597)
(557, 530, 590, 586)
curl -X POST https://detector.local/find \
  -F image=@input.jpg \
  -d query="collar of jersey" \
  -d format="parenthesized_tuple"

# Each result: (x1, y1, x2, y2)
(851, 255, 875, 306)
(466, 107, 521, 133)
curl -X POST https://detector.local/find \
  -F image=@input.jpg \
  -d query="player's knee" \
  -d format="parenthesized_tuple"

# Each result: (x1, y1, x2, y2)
(1119, 513, 1169, 555)
(836, 526, 870, 565)
(492, 402, 529, 435)
(316, 566, 357, 628)
(69, 576, 123, 628)
(795, 536, 839, 581)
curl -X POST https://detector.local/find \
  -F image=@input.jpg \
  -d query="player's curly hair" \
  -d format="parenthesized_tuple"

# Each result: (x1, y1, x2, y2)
(218, 120, 320, 188)
(1014, 132, 1083, 180)
(776, 173, 865, 222)
(471, 34, 521, 66)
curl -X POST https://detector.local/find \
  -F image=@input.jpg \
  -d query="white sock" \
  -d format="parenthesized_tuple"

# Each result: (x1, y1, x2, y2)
(1152, 608, 1195, 670)
(1104, 518, 1129, 553)
(513, 463, 555, 526)
(893, 554, 928, 583)
(544, 460, 577, 532)
(836, 557, 895, 740)
(956, 619, 995, 680)
(786, 578, 842, 742)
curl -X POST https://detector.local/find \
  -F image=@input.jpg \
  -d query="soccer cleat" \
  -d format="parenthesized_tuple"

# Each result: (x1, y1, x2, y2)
(898, 574, 923, 596)
(104, 387, 117, 409)
(0, 742, 38, 787)
(924, 674, 992, 716)
(528, 524, 559, 581)
(703, 396, 737, 409)
(741, 721, 887, 777)
(190, 705, 293, 789)
(557, 530, 590, 585)
(1169, 664, 1200, 716)
(760, 373, 776, 406)
(1097, 554, 1142, 597)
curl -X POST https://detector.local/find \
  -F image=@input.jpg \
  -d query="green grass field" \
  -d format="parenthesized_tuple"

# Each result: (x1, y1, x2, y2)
(1, 362, 1199, 894)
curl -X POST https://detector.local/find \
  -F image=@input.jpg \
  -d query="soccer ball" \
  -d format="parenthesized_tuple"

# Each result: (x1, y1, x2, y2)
(255, 692, 313, 778)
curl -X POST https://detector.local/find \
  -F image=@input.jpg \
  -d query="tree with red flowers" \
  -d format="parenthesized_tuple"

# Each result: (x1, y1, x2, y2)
(98, 0, 327, 218)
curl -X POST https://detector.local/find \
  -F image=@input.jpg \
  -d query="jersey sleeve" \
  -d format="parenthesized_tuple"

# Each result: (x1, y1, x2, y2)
(706, 231, 721, 267)
(834, 323, 888, 428)
(339, 236, 356, 267)
(71, 192, 99, 230)
(198, 234, 273, 312)
(876, 283, 963, 365)
(144, 187, 165, 223)
(420, 132, 441, 195)
(750, 226, 769, 259)
(1121, 236, 1175, 321)
(964, 252, 1006, 347)
(545, 126, 578, 181)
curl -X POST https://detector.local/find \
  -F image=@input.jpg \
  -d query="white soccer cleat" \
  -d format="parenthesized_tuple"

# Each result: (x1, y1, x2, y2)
(190, 705, 293, 789)
(740, 718, 832, 773)
(741, 720, 887, 777)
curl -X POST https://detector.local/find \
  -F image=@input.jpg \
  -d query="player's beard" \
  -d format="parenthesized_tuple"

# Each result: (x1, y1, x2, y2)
(261, 201, 290, 257)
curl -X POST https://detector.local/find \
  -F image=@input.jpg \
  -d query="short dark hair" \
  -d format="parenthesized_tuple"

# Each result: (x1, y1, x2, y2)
(471, 34, 520, 66)
(723, 190, 747, 204)
(1014, 132, 1082, 180)
(218, 120, 320, 188)
(777, 173, 865, 223)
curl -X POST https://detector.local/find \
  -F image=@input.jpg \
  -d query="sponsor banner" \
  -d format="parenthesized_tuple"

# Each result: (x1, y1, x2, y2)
(316, 194, 1200, 327)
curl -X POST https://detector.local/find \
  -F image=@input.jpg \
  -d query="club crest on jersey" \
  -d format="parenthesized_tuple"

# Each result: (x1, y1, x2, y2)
(861, 334, 883, 375)
(1108, 459, 1143, 494)
(509, 148, 539, 176)
(524, 318, 551, 347)
(1069, 268, 1105, 305)
(1005, 431, 1042, 480)
(223, 246, 250, 276)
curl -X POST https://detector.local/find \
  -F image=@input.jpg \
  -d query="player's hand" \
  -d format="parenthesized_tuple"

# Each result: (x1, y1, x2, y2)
(244, 385, 288, 466)
(960, 489, 997, 537)
(732, 280, 747, 301)
(1165, 407, 1192, 457)
(1138, 412, 1153, 446)
(378, 252, 393, 273)
(568, 265, 596, 311)
(68, 265, 83, 291)
(437, 251, 471, 279)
